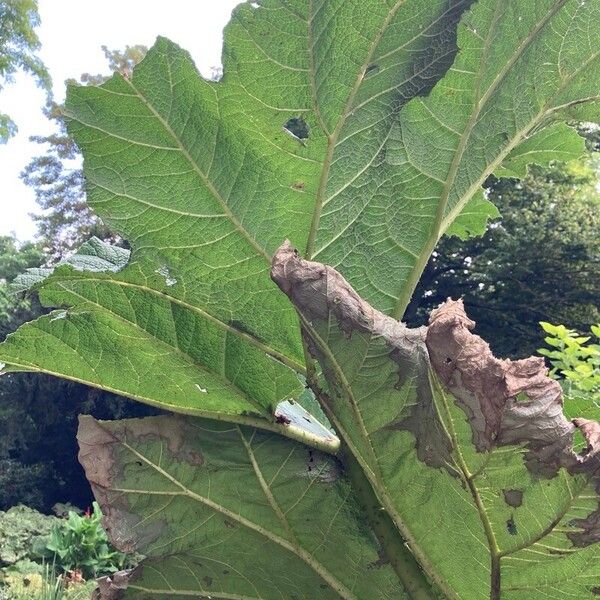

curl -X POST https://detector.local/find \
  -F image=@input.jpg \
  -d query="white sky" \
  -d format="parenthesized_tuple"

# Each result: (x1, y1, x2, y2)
(0, 0, 241, 241)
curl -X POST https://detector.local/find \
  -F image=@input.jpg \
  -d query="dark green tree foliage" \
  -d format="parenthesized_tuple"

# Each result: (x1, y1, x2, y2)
(0, 0, 50, 142)
(0, 239, 154, 512)
(0, 372, 157, 512)
(406, 161, 600, 357)
(0, 235, 43, 339)
(21, 46, 146, 260)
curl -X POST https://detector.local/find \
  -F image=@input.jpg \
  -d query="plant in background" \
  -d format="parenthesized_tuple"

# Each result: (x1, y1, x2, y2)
(0, 506, 58, 569)
(44, 503, 127, 580)
(539, 321, 600, 403)
(2, 1, 600, 599)
(1, 563, 95, 600)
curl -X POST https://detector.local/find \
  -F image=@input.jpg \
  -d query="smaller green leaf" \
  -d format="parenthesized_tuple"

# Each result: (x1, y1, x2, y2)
(444, 190, 500, 240)
(11, 238, 129, 294)
(496, 123, 586, 179)
(540, 321, 559, 335)
(543, 336, 562, 347)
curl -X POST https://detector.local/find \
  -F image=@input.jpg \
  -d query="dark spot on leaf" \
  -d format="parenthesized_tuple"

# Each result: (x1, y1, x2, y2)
(506, 516, 517, 535)
(367, 547, 390, 569)
(222, 570, 229, 575)
(186, 450, 204, 466)
(320, 584, 328, 589)
(445, 357, 452, 364)
(135, 461, 143, 467)
(591, 586, 600, 595)
(203, 576, 213, 587)
(275, 413, 291, 425)
(228, 320, 267, 344)
(502, 489, 523, 508)
(224, 519, 236, 529)
(291, 181, 305, 191)
(364, 63, 379, 78)
(283, 117, 309, 142)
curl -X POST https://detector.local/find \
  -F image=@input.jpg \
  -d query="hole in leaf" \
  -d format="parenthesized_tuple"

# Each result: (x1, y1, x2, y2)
(502, 489, 523, 508)
(364, 63, 379, 78)
(573, 428, 588, 454)
(283, 117, 310, 142)
(155, 265, 177, 287)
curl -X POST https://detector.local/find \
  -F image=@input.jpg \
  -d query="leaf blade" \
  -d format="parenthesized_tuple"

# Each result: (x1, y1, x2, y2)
(79, 414, 408, 600)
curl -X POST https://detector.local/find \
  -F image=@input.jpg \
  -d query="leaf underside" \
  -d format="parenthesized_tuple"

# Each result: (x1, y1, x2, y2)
(272, 242, 600, 600)
(78, 415, 405, 600)
(0, 0, 600, 598)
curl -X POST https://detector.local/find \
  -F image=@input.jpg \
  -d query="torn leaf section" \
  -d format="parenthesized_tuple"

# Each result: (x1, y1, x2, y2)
(78, 415, 404, 599)
(426, 300, 600, 552)
(427, 299, 600, 481)
(271, 240, 453, 473)
(271, 242, 600, 598)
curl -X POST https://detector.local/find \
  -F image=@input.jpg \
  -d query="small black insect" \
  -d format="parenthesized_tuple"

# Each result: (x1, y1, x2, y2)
(275, 413, 291, 425)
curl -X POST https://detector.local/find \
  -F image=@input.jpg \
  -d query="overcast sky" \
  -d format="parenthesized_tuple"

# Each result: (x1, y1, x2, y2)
(0, 0, 241, 241)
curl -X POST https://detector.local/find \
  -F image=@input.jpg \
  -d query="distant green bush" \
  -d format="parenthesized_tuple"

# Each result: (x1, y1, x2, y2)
(538, 321, 600, 404)
(0, 506, 58, 568)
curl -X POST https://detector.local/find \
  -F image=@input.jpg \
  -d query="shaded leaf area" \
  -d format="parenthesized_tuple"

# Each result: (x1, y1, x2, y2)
(272, 242, 600, 600)
(78, 415, 404, 600)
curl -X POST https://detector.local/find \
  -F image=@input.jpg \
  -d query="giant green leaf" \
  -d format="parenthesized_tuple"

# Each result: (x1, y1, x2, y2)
(3, 0, 599, 416)
(1, 1, 600, 598)
(77, 414, 410, 600)
(272, 242, 600, 599)
(0, 0, 475, 426)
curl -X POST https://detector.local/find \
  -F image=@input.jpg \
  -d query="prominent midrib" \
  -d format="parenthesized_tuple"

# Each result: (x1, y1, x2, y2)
(120, 436, 359, 600)
(393, 0, 569, 319)
(51, 274, 305, 373)
(435, 381, 500, 600)
(127, 585, 260, 600)
(301, 317, 454, 597)
(298, 311, 381, 474)
(52, 285, 272, 416)
(304, 0, 407, 259)
(118, 76, 272, 264)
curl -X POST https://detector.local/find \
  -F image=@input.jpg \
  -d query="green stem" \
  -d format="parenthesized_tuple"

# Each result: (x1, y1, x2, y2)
(344, 449, 436, 600)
